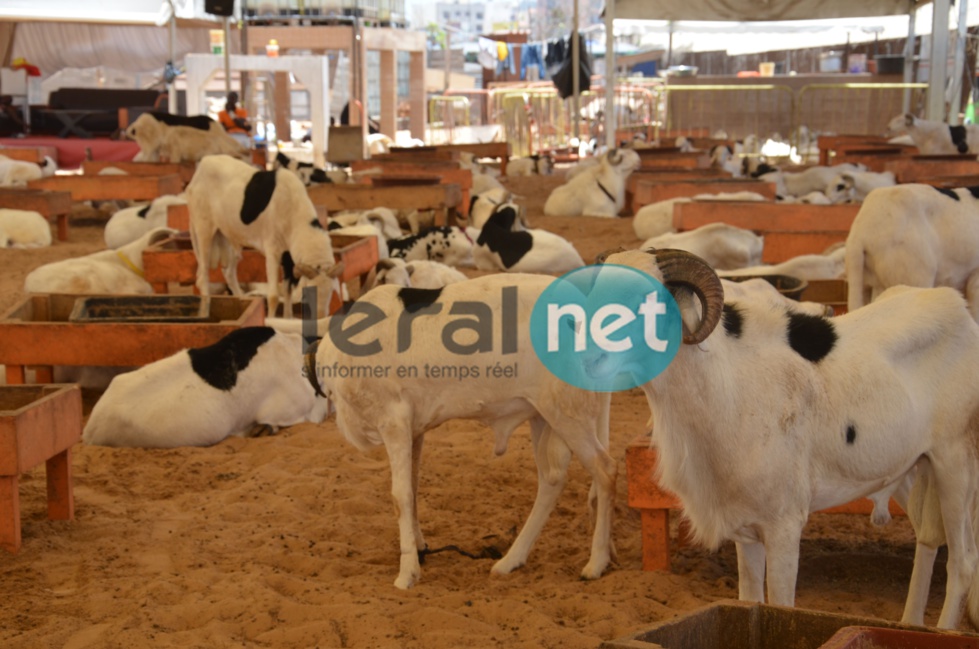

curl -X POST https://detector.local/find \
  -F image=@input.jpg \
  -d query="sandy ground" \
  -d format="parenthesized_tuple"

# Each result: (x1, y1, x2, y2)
(0, 173, 950, 648)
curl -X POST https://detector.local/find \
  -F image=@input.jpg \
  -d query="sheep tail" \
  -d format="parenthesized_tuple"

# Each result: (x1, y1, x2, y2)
(845, 237, 866, 313)
(210, 231, 235, 271)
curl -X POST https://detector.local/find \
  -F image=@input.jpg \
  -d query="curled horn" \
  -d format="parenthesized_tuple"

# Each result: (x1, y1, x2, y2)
(304, 339, 327, 398)
(608, 148, 622, 165)
(649, 248, 724, 345)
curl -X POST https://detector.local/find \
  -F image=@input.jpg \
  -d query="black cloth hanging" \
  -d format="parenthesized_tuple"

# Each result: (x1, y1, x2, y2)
(552, 32, 591, 100)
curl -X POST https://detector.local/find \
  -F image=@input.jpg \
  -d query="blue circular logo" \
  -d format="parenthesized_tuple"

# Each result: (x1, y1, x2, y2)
(530, 264, 682, 392)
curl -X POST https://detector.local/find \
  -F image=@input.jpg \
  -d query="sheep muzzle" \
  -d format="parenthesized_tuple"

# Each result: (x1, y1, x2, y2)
(649, 248, 724, 345)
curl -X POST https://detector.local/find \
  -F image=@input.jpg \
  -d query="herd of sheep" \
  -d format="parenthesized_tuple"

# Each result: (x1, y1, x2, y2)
(6, 109, 979, 630)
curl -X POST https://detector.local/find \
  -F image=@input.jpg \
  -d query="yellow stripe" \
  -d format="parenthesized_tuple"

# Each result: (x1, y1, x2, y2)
(116, 250, 145, 279)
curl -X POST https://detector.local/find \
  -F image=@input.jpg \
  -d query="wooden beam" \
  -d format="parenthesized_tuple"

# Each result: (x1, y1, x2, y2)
(27, 174, 183, 202)
(82, 161, 196, 184)
(0, 188, 73, 241)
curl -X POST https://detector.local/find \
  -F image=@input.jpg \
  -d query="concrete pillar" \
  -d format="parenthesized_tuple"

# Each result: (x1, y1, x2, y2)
(409, 50, 426, 140)
(380, 49, 398, 137)
(274, 71, 291, 143)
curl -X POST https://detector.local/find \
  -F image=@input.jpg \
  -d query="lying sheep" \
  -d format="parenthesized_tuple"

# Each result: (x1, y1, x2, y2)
(633, 191, 769, 240)
(83, 327, 328, 447)
(0, 208, 51, 248)
(719, 247, 846, 281)
(888, 113, 979, 154)
(387, 226, 474, 267)
(642, 222, 764, 270)
(506, 154, 554, 177)
(186, 154, 341, 318)
(24, 227, 175, 294)
(604, 247, 979, 629)
(761, 163, 866, 199)
(305, 274, 615, 588)
(824, 170, 896, 203)
(544, 148, 641, 217)
(473, 205, 584, 274)
(104, 194, 187, 249)
(469, 187, 524, 231)
(366, 257, 467, 291)
(0, 156, 42, 187)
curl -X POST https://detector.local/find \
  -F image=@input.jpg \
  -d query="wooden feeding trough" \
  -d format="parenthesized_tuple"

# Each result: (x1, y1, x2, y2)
(167, 203, 190, 231)
(637, 150, 707, 171)
(630, 178, 778, 214)
(817, 133, 904, 165)
(307, 182, 463, 227)
(0, 187, 73, 241)
(360, 167, 473, 219)
(625, 435, 905, 572)
(0, 384, 82, 553)
(832, 147, 908, 172)
(672, 201, 860, 264)
(0, 145, 58, 164)
(82, 160, 197, 185)
(0, 294, 264, 385)
(884, 155, 979, 183)
(600, 600, 973, 649)
(388, 142, 511, 176)
(725, 274, 808, 300)
(802, 279, 849, 316)
(28, 173, 184, 203)
(141, 233, 378, 303)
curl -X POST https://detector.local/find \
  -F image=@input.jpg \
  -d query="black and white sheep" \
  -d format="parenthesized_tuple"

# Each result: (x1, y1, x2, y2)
(472, 205, 584, 274)
(387, 226, 474, 267)
(887, 113, 979, 155)
(104, 194, 187, 249)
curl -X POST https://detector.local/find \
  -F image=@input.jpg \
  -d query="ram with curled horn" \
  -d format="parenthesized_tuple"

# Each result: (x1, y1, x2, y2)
(604, 246, 979, 631)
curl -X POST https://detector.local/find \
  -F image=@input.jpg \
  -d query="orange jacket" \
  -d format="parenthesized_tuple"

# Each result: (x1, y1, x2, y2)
(218, 107, 249, 134)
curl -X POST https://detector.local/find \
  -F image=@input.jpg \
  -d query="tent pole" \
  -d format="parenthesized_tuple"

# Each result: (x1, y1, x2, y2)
(168, 1, 178, 114)
(903, 4, 916, 114)
(572, 0, 580, 143)
(223, 15, 232, 97)
(927, 0, 950, 120)
(949, 0, 969, 125)
(605, 0, 615, 149)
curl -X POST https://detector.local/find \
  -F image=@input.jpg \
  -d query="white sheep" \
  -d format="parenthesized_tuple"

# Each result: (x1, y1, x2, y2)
(387, 226, 474, 267)
(469, 187, 525, 231)
(824, 170, 896, 204)
(274, 151, 347, 185)
(304, 273, 616, 589)
(186, 154, 341, 318)
(472, 205, 584, 274)
(633, 191, 769, 240)
(104, 194, 187, 249)
(506, 154, 554, 177)
(887, 113, 979, 154)
(472, 171, 506, 195)
(719, 247, 846, 282)
(544, 148, 641, 217)
(846, 183, 979, 320)
(642, 222, 764, 270)
(0, 157, 42, 187)
(761, 163, 866, 199)
(24, 227, 175, 294)
(328, 207, 402, 240)
(0, 208, 52, 248)
(603, 247, 979, 629)
(366, 257, 468, 291)
(126, 112, 245, 163)
(83, 327, 328, 447)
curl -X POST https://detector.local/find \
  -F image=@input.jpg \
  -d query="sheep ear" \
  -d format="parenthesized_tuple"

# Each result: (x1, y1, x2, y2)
(325, 262, 345, 279)
(608, 148, 622, 165)
(406, 263, 416, 277)
(841, 174, 855, 188)
(905, 113, 915, 127)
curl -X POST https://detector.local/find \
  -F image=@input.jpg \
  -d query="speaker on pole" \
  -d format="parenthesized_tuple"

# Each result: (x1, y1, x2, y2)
(205, 0, 235, 17)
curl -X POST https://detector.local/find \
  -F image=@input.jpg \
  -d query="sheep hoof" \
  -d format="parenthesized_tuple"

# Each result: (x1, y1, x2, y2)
(244, 423, 276, 438)
(871, 509, 892, 527)
(580, 558, 609, 580)
(394, 571, 418, 590)
(490, 556, 524, 575)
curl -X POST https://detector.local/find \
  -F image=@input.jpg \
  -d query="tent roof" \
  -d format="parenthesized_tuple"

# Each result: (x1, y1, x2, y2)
(613, 0, 925, 22)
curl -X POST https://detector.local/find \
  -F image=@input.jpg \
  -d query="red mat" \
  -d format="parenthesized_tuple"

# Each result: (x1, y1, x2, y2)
(0, 136, 140, 170)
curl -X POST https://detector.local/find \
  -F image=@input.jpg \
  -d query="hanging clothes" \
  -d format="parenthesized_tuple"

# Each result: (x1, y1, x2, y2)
(496, 43, 516, 76)
(552, 32, 592, 100)
(520, 43, 545, 81)
(478, 37, 498, 70)
(545, 38, 564, 69)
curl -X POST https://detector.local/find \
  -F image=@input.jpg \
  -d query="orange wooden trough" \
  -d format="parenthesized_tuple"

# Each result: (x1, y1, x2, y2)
(0, 187, 73, 241)
(142, 233, 379, 303)
(81, 160, 197, 185)
(637, 150, 707, 171)
(631, 178, 778, 213)
(0, 384, 82, 553)
(28, 173, 184, 203)
(626, 435, 906, 572)
(884, 155, 979, 183)
(0, 294, 265, 385)
(0, 145, 59, 164)
(388, 141, 511, 175)
(672, 201, 861, 264)
(307, 182, 463, 227)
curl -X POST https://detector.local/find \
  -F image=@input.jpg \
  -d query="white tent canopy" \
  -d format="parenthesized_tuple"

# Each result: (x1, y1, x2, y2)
(613, 0, 926, 22)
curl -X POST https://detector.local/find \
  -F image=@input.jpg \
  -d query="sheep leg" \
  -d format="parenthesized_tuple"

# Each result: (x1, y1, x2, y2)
(191, 225, 213, 297)
(492, 417, 571, 576)
(902, 460, 944, 626)
(383, 421, 423, 589)
(735, 541, 766, 602)
(932, 452, 978, 629)
(762, 522, 804, 607)
(904, 542, 939, 625)
(222, 249, 244, 296)
(264, 252, 281, 318)
(410, 434, 427, 553)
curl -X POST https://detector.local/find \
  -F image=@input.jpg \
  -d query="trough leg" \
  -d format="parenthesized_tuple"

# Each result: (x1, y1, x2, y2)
(32, 366, 54, 384)
(639, 509, 672, 571)
(56, 214, 69, 242)
(45, 448, 74, 521)
(5, 365, 25, 385)
(0, 475, 21, 553)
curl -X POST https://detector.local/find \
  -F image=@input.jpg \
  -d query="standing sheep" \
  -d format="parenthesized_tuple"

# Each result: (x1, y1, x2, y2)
(888, 113, 979, 154)
(186, 154, 341, 318)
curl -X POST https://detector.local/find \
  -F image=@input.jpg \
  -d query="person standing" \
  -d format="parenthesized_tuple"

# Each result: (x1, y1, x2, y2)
(218, 91, 252, 148)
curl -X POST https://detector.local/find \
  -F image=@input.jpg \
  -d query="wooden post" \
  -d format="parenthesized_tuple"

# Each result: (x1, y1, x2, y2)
(408, 51, 426, 141)
(379, 49, 398, 138)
